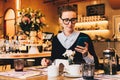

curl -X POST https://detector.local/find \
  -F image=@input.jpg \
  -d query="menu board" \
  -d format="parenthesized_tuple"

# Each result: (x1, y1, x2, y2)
(86, 4, 105, 16)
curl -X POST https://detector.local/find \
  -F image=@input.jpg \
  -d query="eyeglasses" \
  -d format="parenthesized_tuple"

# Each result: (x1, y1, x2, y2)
(61, 18, 77, 25)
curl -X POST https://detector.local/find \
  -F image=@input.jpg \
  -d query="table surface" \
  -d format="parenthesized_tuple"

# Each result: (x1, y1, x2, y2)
(0, 66, 120, 80)
(0, 74, 70, 80)
(0, 66, 76, 80)
(0, 52, 51, 59)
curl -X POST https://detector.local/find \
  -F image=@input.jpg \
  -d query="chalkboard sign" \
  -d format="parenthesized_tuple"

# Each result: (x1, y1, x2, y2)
(86, 4, 105, 16)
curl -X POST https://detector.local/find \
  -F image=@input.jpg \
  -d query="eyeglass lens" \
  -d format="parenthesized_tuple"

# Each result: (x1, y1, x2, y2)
(61, 18, 77, 25)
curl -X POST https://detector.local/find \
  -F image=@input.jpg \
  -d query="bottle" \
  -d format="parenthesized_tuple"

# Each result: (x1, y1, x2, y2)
(15, 36, 20, 53)
(103, 48, 117, 75)
(5, 35, 10, 53)
(10, 36, 15, 53)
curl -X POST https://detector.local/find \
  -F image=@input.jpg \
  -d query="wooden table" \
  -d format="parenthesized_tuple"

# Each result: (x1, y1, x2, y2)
(0, 52, 51, 59)
(0, 66, 120, 80)
(0, 75, 77, 80)
(0, 66, 78, 80)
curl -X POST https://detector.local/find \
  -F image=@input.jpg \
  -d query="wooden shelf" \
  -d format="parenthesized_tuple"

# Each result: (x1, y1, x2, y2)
(75, 20, 108, 30)
(0, 52, 51, 59)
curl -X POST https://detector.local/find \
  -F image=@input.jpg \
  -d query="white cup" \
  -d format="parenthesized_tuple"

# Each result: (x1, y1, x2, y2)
(54, 59, 69, 71)
(66, 64, 82, 76)
(48, 64, 59, 77)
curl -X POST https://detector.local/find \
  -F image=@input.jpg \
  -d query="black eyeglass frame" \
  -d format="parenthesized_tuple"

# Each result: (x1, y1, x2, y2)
(60, 18, 77, 25)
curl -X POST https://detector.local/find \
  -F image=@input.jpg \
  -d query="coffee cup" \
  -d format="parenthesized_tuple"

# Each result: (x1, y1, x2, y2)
(66, 64, 82, 76)
(48, 64, 59, 77)
(54, 59, 69, 71)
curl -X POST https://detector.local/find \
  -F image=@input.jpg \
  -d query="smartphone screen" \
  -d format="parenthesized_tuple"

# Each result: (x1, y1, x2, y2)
(77, 37, 89, 47)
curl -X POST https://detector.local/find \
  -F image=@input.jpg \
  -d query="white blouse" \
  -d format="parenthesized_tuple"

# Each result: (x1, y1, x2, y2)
(57, 31, 94, 64)
(57, 31, 80, 49)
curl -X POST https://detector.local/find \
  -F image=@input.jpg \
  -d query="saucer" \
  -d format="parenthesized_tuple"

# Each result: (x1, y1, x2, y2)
(64, 73, 82, 78)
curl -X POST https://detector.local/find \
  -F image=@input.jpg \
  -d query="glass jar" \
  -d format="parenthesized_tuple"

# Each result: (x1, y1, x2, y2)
(82, 63, 95, 79)
(14, 59, 24, 71)
(103, 48, 117, 75)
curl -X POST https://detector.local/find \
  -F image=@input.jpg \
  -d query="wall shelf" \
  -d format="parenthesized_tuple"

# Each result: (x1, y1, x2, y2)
(75, 20, 110, 40)
(79, 30, 110, 40)
(75, 20, 108, 31)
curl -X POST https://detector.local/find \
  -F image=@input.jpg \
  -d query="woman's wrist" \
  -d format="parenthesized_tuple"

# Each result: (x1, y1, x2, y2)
(82, 51, 88, 57)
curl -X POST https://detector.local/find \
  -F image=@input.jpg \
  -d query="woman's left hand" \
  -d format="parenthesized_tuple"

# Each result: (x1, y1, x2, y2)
(75, 42, 88, 57)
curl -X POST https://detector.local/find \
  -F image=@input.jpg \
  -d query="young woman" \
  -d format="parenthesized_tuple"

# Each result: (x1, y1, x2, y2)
(41, 5, 99, 69)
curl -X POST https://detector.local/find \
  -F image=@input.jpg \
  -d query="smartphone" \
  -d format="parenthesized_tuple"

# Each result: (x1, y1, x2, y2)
(77, 37, 89, 47)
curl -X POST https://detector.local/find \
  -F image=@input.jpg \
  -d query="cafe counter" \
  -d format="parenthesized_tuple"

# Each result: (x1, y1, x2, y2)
(0, 52, 51, 59)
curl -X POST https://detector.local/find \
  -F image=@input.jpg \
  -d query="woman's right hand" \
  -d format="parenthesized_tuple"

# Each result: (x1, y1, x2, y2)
(41, 58, 51, 66)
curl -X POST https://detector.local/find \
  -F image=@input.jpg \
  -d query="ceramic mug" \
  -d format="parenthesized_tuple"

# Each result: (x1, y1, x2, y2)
(48, 64, 59, 77)
(66, 64, 82, 76)
(54, 59, 69, 71)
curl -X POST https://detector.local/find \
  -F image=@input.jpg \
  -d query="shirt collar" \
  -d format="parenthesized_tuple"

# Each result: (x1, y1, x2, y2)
(57, 31, 80, 49)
